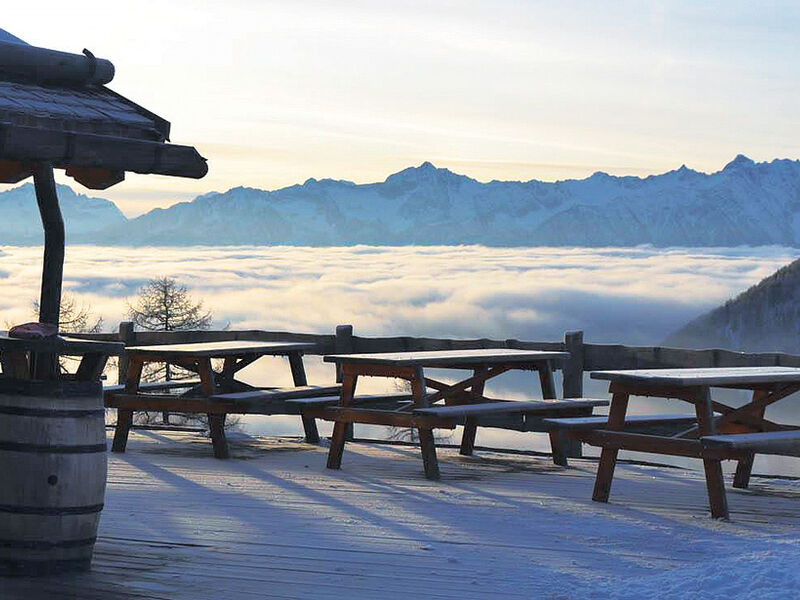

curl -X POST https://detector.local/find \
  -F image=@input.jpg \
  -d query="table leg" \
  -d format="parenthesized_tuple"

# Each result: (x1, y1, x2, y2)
(75, 352, 108, 381)
(208, 414, 229, 459)
(460, 368, 486, 456)
(733, 392, 767, 489)
(412, 366, 440, 480)
(327, 372, 357, 470)
(537, 360, 579, 465)
(538, 361, 557, 399)
(111, 409, 133, 453)
(1, 351, 29, 379)
(695, 388, 729, 519)
(287, 352, 320, 443)
(198, 359, 230, 459)
(111, 357, 143, 453)
(592, 391, 630, 502)
(460, 417, 478, 456)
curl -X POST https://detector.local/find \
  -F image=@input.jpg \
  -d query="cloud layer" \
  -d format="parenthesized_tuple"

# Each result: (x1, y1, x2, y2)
(1, 244, 796, 459)
(1, 245, 794, 344)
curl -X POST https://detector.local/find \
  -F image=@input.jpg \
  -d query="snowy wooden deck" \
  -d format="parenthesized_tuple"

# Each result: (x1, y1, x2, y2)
(10, 430, 800, 599)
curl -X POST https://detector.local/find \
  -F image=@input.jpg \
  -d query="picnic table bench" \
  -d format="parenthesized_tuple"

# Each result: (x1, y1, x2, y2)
(318, 349, 608, 478)
(105, 340, 339, 457)
(583, 366, 800, 519)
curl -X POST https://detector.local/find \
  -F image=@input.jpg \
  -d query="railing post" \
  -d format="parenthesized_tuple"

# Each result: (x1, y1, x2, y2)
(334, 324, 354, 384)
(562, 330, 584, 398)
(117, 321, 135, 385)
(560, 330, 586, 459)
(334, 324, 355, 440)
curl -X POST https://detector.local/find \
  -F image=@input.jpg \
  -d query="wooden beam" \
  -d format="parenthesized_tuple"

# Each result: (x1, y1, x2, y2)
(0, 123, 208, 183)
(32, 163, 63, 380)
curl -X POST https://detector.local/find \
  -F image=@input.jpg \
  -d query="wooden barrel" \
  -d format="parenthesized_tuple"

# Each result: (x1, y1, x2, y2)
(0, 378, 106, 576)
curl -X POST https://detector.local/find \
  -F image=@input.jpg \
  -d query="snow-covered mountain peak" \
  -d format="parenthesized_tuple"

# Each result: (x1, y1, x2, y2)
(383, 162, 467, 187)
(722, 154, 756, 171)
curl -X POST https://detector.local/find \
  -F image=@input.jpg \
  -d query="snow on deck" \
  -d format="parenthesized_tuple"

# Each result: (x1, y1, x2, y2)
(10, 430, 800, 600)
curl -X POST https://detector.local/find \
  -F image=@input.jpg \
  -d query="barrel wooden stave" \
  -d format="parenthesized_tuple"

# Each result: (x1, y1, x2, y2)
(0, 379, 106, 575)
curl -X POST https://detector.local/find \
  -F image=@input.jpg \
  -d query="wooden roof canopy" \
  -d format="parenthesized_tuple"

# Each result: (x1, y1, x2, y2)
(0, 35, 207, 189)
(0, 30, 208, 379)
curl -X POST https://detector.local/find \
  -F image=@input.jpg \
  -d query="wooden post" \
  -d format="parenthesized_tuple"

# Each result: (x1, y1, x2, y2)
(334, 324, 354, 383)
(32, 163, 64, 381)
(558, 331, 585, 460)
(117, 321, 135, 384)
(335, 325, 355, 440)
(695, 387, 729, 519)
(563, 331, 584, 398)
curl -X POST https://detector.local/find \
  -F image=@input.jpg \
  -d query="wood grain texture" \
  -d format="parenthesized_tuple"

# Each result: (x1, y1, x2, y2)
(324, 348, 570, 367)
(415, 399, 606, 418)
(0, 379, 106, 574)
(125, 340, 316, 358)
(591, 366, 800, 387)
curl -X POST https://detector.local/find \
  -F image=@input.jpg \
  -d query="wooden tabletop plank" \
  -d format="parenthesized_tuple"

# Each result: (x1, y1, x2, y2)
(323, 348, 569, 367)
(591, 366, 800, 387)
(125, 340, 318, 358)
(0, 331, 123, 355)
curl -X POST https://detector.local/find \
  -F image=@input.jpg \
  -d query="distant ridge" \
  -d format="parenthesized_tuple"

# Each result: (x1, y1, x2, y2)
(3, 155, 800, 247)
(665, 257, 800, 353)
(0, 182, 125, 244)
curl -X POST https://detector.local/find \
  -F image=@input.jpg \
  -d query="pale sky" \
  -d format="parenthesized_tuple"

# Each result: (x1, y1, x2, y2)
(3, 1, 799, 216)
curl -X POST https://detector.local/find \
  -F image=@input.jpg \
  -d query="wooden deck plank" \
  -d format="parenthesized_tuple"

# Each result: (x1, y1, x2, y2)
(10, 430, 800, 599)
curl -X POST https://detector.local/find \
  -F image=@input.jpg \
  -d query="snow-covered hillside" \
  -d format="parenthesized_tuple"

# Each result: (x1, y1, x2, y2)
(665, 257, 800, 353)
(0, 183, 127, 244)
(88, 155, 800, 247)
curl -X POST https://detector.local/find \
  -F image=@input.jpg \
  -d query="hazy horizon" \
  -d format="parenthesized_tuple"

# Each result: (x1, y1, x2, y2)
(3, 1, 799, 214)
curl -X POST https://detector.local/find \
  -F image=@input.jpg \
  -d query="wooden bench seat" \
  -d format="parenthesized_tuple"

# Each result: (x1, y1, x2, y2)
(543, 413, 700, 435)
(284, 393, 414, 413)
(103, 379, 202, 394)
(413, 398, 608, 466)
(106, 384, 343, 448)
(414, 399, 607, 418)
(209, 385, 342, 404)
(701, 430, 800, 456)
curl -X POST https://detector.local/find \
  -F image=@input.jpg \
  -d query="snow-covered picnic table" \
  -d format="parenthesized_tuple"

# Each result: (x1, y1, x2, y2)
(585, 366, 800, 519)
(317, 349, 606, 479)
(105, 340, 339, 457)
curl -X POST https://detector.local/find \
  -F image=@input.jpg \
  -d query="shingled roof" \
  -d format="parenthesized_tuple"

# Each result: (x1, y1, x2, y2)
(0, 29, 207, 189)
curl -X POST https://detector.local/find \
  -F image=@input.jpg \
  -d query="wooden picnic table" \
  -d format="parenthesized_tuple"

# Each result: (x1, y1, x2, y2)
(320, 348, 608, 479)
(110, 340, 319, 458)
(587, 366, 800, 519)
(0, 331, 122, 381)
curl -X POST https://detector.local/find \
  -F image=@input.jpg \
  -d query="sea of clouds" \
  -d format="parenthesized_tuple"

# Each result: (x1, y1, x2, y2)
(1, 244, 793, 343)
(2, 244, 798, 468)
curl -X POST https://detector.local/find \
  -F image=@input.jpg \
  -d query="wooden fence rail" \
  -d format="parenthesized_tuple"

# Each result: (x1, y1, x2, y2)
(67, 323, 800, 399)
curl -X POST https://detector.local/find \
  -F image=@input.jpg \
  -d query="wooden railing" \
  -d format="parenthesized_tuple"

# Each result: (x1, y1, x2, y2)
(71, 324, 800, 398)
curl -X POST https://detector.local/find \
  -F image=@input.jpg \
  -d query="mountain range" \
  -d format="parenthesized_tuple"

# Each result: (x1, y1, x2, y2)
(3, 155, 800, 247)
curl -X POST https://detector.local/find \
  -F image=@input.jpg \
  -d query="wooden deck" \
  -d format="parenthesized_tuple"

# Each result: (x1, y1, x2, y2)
(9, 430, 800, 599)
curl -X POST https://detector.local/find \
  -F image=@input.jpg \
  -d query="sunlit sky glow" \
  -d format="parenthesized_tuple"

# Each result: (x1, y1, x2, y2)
(3, 1, 800, 215)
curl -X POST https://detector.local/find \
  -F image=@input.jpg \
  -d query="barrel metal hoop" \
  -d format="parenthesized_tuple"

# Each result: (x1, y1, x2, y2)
(0, 405, 105, 418)
(0, 557, 91, 575)
(0, 536, 96, 549)
(0, 441, 107, 454)
(0, 503, 104, 516)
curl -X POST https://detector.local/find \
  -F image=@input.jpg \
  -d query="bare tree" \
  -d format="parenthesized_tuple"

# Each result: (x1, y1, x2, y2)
(31, 294, 106, 374)
(33, 293, 104, 334)
(126, 277, 212, 382)
(127, 276, 212, 333)
(125, 277, 220, 428)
